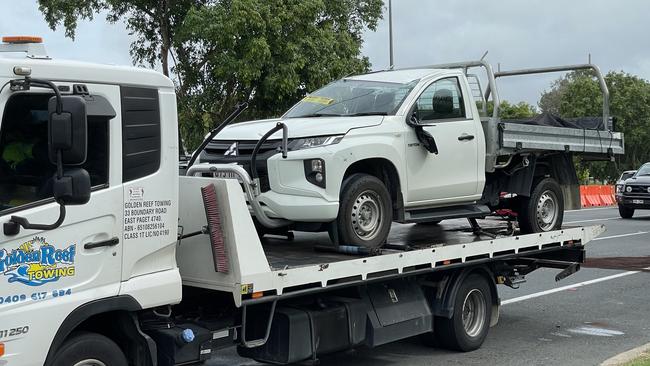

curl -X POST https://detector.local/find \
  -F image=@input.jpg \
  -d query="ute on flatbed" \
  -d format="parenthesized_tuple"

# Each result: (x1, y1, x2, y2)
(196, 59, 623, 249)
(0, 37, 610, 366)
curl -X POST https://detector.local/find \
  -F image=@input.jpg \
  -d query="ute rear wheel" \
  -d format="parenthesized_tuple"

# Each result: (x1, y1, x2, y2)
(618, 205, 635, 218)
(49, 332, 128, 366)
(518, 177, 564, 234)
(431, 273, 493, 351)
(334, 173, 392, 248)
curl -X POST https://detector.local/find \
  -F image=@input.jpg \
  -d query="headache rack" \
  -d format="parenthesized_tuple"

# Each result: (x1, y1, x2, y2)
(404, 60, 625, 171)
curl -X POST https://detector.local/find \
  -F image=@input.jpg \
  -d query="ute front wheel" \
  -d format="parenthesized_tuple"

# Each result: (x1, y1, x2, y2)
(335, 173, 392, 248)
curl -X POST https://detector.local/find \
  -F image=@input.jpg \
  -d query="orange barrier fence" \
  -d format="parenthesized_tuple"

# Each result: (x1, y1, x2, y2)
(580, 185, 616, 208)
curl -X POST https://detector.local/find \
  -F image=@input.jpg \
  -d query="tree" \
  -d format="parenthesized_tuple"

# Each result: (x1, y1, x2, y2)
(540, 70, 650, 181)
(482, 100, 538, 119)
(37, 0, 384, 148)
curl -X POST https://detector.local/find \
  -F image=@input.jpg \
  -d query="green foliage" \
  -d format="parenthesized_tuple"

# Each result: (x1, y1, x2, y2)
(480, 100, 538, 119)
(540, 70, 650, 181)
(37, 0, 384, 149)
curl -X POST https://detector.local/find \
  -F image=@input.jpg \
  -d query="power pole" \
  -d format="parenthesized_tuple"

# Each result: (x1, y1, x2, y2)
(388, 0, 394, 68)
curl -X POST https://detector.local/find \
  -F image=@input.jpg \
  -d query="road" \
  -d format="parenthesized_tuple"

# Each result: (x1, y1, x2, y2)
(210, 207, 650, 366)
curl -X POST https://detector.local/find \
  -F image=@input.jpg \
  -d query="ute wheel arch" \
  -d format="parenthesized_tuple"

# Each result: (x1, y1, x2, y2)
(45, 295, 154, 366)
(342, 158, 404, 220)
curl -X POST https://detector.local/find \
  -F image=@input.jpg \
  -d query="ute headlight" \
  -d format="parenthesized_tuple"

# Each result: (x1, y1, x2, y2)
(290, 135, 344, 150)
(616, 185, 623, 193)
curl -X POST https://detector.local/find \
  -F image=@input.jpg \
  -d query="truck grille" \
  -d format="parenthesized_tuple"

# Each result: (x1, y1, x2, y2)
(624, 185, 650, 196)
(199, 140, 282, 193)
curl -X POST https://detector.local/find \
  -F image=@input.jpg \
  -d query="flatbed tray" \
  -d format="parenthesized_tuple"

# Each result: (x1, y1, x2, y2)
(262, 218, 513, 271)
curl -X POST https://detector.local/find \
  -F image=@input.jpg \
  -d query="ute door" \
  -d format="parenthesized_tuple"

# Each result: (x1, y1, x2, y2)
(404, 76, 480, 206)
(0, 85, 123, 360)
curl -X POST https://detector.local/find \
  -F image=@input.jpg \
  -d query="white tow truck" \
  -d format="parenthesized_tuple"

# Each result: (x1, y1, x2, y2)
(0, 37, 609, 366)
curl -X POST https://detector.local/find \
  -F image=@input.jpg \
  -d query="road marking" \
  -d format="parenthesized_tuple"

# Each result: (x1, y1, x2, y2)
(593, 231, 649, 241)
(566, 207, 616, 213)
(567, 326, 624, 337)
(564, 215, 650, 224)
(502, 270, 642, 305)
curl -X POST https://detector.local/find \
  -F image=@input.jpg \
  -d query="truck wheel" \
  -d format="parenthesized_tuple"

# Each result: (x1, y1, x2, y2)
(49, 331, 128, 366)
(518, 178, 564, 234)
(335, 173, 392, 248)
(618, 205, 634, 218)
(434, 273, 492, 351)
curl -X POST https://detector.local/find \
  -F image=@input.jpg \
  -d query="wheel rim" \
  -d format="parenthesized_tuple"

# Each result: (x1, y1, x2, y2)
(536, 189, 558, 231)
(73, 360, 107, 366)
(462, 289, 487, 338)
(350, 189, 384, 241)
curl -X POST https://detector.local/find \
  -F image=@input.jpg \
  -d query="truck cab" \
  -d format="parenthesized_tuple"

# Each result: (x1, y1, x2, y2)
(0, 36, 181, 366)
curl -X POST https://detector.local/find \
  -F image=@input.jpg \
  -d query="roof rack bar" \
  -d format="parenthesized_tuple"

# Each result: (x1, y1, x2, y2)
(493, 64, 610, 129)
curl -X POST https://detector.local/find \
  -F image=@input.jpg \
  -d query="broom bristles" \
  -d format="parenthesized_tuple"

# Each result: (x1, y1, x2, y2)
(201, 184, 229, 273)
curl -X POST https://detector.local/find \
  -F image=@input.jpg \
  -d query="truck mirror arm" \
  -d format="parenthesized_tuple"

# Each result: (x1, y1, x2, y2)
(3, 204, 66, 236)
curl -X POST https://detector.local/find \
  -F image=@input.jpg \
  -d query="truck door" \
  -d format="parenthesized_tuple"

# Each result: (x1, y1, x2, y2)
(0, 86, 123, 336)
(404, 76, 481, 205)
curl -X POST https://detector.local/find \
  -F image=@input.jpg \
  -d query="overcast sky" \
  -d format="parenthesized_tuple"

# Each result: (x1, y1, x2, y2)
(2, 0, 649, 106)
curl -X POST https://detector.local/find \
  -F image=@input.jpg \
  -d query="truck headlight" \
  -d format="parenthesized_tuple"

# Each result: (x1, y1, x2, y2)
(290, 135, 344, 151)
(304, 158, 326, 188)
(616, 185, 623, 193)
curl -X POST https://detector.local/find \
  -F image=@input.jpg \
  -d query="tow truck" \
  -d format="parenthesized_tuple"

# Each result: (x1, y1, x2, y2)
(0, 37, 609, 366)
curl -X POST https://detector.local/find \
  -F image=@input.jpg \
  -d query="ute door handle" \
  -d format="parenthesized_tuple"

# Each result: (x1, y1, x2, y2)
(458, 134, 475, 141)
(84, 237, 120, 250)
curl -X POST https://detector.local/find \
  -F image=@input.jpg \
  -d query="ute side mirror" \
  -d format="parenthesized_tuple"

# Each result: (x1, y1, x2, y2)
(406, 109, 438, 155)
(3, 86, 91, 236)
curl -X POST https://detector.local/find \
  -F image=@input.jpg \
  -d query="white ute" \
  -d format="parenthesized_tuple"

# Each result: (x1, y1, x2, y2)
(0, 37, 614, 366)
(197, 60, 624, 248)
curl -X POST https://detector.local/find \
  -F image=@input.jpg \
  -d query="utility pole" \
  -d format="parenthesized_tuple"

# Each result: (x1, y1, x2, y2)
(388, 0, 394, 68)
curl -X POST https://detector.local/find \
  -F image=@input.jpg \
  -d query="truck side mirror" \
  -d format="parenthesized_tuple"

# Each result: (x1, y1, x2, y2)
(3, 94, 91, 236)
(48, 95, 88, 165)
(53, 168, 91, 205)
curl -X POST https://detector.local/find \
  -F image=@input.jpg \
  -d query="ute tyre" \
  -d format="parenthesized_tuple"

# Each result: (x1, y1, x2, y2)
(49, 331, 128, 366)
(618, 205, 634, 218)
(434, 273, 492, 352)
(518, 177, 564, 234)
(336, 173, 392, 248)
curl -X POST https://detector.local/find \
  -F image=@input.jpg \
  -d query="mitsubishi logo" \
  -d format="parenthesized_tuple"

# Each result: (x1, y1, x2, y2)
(224, 142, 239, 156)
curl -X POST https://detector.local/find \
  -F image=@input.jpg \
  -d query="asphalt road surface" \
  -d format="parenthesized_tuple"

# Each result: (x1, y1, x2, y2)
(209, 207, 650, 366)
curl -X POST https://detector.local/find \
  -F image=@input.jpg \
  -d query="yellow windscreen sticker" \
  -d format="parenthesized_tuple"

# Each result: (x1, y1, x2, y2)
(302, 95, 335, 105)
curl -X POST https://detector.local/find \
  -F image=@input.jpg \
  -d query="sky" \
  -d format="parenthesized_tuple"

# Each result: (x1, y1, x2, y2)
(1, 0, 650, 106)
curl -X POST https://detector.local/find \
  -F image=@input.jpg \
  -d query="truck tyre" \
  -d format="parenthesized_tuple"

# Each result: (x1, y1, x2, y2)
(618, 205, 634, 218)
(518, 177, 564, 234)
(335, 173, 392, 248)
(49, 331, 128, 366)
(433, 273, 492, 351)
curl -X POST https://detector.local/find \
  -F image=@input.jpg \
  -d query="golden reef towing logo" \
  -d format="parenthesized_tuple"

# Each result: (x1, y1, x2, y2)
(0, 237, 76, 286)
